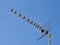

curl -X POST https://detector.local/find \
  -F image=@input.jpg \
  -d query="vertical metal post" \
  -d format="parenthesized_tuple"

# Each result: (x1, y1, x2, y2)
(48, 34, 52, 45)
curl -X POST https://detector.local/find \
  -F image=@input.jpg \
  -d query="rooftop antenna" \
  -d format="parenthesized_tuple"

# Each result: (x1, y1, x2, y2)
(10, 8, 52, 42)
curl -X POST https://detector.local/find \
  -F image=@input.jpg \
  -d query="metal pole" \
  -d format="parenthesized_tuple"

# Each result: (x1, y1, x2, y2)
(48, 34, 52, 45)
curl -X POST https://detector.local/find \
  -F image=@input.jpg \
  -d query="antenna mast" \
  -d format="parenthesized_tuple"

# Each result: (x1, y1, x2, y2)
(48, 34, 52, 45)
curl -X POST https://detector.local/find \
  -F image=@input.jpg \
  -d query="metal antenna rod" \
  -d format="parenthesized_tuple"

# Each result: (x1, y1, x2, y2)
(48, 34, 52, 45)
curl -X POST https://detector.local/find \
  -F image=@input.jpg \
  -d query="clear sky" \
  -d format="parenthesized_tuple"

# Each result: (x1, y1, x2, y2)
(0, 0, 60, 45)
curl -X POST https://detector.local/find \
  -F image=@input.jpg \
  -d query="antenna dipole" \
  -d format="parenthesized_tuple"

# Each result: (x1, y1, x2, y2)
(48, 34, 52, 45)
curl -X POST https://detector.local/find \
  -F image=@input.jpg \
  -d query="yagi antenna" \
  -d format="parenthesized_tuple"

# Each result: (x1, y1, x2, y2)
(10, 8, 51, 40)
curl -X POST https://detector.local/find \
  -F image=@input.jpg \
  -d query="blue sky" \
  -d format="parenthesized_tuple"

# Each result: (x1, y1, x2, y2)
(0, 0, 60, 45)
